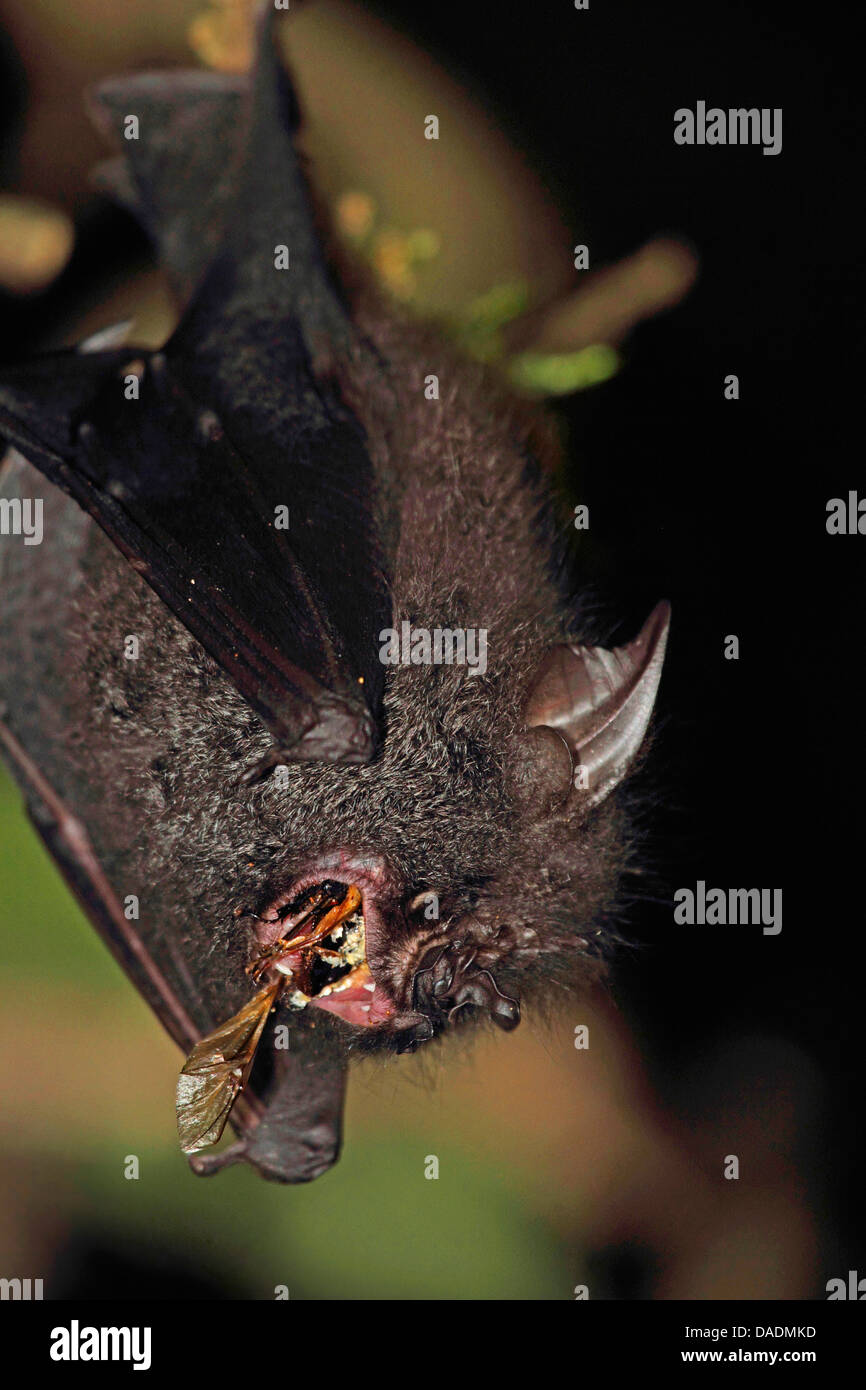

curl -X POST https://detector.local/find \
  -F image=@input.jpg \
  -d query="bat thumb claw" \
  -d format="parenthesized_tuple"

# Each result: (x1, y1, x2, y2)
(188, 1140, 248, 1176)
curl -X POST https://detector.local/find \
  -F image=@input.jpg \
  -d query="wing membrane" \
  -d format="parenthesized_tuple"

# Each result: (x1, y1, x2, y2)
(177, 982, 281, 1153)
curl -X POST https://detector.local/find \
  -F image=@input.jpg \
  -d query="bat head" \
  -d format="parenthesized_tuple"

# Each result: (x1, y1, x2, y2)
(235, 601, 670, 1055)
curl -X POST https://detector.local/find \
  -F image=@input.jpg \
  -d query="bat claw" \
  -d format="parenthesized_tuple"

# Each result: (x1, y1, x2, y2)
(188, 1141, 248, 1176)
(240, 746, 289, 786)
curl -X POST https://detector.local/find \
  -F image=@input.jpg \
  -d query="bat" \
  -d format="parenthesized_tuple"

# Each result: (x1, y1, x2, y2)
(0, 6, 670, 1183)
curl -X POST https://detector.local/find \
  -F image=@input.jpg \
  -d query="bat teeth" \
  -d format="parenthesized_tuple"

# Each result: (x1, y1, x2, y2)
(251, 881, 375, 1012)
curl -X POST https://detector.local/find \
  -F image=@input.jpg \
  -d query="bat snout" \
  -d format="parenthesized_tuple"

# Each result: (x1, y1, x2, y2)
(246, 856, 526, 1046)
(409, 936, 521, 1036)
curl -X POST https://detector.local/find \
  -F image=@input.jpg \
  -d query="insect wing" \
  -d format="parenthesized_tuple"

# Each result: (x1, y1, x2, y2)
(177, 982, 281, 1153)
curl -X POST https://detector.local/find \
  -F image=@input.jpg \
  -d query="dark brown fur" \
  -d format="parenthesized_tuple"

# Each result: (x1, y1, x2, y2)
(1, 288, 633, 1060)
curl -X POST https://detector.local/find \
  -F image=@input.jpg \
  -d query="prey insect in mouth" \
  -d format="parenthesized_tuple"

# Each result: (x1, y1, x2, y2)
(0, 6, 672, 1183)
(177, 882, 368, 1155)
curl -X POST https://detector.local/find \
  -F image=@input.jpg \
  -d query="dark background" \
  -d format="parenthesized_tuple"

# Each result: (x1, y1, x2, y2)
(372, 0, 865, 1274)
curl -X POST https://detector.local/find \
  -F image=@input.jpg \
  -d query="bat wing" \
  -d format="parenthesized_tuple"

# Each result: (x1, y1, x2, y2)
(86, 7, 301, 309)
(0, 698, 202, 1054)
(0, 343, 386, 767)
(0, 701, 347, 1179)
(0, 9, 365, 1179)
(0, 10, 389, 769)
(87, 71, 248, 303)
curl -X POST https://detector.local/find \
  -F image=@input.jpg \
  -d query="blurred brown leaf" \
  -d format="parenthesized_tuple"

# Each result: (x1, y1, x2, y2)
(0, 194, 74, 293)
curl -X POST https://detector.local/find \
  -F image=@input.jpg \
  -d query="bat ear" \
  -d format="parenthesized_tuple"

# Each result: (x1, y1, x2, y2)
(523, 601, 670, 811)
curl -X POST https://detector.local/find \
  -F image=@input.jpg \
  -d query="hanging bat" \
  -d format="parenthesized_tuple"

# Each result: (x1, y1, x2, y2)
(0, 6, 669, 1183)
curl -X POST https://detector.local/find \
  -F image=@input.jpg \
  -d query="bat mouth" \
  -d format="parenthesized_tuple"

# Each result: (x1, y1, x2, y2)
(253, 858, 415, 1030)
(250, 856, 523, 1043)
(304, 893, 398, 1028)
